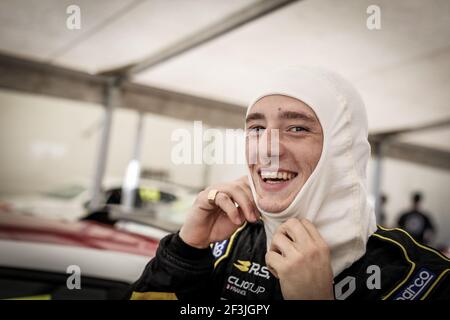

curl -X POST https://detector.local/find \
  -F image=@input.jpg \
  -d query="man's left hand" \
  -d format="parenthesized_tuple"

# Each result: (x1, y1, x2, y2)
(265, 218, 334, 300)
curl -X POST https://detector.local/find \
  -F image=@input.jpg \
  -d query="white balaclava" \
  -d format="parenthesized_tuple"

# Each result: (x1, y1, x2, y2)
(245, 67, 377, 277)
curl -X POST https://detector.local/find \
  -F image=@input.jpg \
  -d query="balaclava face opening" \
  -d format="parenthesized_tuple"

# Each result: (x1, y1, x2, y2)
(245, 67, 377, 277)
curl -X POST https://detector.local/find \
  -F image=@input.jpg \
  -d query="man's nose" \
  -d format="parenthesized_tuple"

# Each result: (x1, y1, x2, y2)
(259, 128, 285, 158)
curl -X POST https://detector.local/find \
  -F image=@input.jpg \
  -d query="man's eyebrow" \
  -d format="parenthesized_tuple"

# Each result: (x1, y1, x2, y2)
(279, 111, 316, 122)
(246, 112, 265, 123)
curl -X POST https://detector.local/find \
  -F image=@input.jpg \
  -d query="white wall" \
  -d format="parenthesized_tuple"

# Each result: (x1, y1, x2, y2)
(0, 89, 102, 193)
(0, 89, 205, 195)
(105, 107, 206, 189)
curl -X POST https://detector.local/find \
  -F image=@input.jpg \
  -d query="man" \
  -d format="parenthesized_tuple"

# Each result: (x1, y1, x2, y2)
(398, 192, 435, 245)
(377, 193, 388, 226)
(129, 67, 450, 300)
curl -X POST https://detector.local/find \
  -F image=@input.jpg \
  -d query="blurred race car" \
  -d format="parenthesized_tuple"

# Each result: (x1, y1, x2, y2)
(0, 212, 158, 300)
(0, 178, 196, 225)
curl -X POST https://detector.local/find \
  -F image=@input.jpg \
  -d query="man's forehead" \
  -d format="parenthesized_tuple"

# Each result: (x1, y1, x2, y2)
(249, 94, 314, 114)
(246, 103, 317, 123)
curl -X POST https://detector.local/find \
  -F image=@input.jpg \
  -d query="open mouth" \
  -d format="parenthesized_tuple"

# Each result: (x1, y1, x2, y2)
(258, 169, 298, 184)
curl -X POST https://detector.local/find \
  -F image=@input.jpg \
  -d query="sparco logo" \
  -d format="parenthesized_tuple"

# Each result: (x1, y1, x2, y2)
(394, 268, 435, 300)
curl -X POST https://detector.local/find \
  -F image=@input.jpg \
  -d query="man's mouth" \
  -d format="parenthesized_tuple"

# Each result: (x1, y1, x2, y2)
(258, 169, 298, 184)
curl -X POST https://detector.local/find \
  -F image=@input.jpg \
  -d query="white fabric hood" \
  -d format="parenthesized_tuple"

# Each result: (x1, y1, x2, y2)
(245, 67, 377, 277)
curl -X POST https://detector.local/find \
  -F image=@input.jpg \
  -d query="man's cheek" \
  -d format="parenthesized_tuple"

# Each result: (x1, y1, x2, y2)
(247, 146, 259, 165)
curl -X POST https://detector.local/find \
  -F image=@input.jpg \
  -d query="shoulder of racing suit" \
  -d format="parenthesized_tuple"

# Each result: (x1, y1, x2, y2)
(128, 221, 273, 301)
(333, 225, 450, 300)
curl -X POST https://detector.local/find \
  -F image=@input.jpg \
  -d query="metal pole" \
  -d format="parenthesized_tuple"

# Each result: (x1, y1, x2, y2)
(121, 112, 145, 212)
(372, 141, 383, 223)
(88, 80, 119, 211)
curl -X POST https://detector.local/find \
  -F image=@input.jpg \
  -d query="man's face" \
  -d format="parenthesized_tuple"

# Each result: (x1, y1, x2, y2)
(246, 94, 323, 213)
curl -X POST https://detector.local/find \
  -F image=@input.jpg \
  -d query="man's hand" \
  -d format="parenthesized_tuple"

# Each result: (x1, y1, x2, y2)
(179, 176, 259, 249)
(265, 218, 334, 300)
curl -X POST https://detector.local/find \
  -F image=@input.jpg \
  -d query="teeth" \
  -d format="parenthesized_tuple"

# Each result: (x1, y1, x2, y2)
(260, 171, 296, 181)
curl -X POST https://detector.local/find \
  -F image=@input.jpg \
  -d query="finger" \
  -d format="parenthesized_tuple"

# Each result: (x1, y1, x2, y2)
(265, 251, 284, 278)
(222, 186, 257, 223)
(236, 176, 260, 221)
(301, 219, 327, 245)
(214, 192, 243, 225)
(278, 218, 312, 246)
(236, 183, 260, 221)
(270, 232, 297, 257)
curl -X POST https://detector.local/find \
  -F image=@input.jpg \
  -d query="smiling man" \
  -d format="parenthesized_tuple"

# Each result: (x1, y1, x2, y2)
(246, 95, 323, 214)
(129, 67, 450, 300)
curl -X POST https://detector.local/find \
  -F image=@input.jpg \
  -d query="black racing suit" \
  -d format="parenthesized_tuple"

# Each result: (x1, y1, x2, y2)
(128, 220, 450, 300)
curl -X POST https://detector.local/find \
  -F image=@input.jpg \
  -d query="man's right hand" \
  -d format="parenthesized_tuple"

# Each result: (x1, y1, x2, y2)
(179, 176, 260, 249)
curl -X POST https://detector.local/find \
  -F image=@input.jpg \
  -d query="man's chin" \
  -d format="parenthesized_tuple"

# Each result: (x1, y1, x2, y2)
(257, 197, 290, 214)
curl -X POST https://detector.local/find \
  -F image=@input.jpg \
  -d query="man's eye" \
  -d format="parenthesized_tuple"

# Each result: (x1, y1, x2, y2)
(288, 126, 307, 133)
(248, 126, 265, 135)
